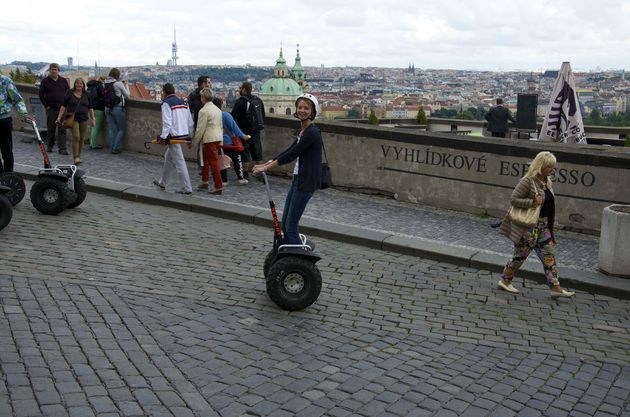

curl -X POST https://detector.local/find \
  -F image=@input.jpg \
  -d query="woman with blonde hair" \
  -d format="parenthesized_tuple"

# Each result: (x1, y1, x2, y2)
(192, 87, 223, 194)
(498, 151, 575, 298)
(56, 77, 94, 164)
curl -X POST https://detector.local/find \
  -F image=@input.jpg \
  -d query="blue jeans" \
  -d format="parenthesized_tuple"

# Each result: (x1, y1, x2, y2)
(106, 107, 126, 152)
(281, 177, 313, 245)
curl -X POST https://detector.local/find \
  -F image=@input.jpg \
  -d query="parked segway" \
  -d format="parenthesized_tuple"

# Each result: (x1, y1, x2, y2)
(29, 120, 87, 214)
(261, 172, 322, 311)
(0, 185, 13, 231)
(0, 172, 26, 207)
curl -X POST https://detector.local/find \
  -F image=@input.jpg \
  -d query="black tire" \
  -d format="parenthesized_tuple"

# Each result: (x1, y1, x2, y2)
(266, 256, 322, 311)
(30, 177, 68, 215)
(0, 195, 12, 231)
(0, 173, 26, 206)
(263, 250, 274, 278)
(67, 177, 87, 209)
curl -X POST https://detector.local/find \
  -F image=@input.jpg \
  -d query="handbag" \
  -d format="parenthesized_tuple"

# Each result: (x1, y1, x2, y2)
(320, 141, 332, 190)
(63, 93, 83, 129)
(221, 129, 245, 153)
(63, 112, 75, 129)
(507, 182, 540, 227)
(219, 148, 232, 170)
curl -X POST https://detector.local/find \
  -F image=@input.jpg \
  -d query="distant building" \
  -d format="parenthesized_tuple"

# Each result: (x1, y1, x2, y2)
(128, 82, 152, 100)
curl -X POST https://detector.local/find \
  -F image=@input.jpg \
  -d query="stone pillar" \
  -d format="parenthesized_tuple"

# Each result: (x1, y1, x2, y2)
(598, 205, 630, 277)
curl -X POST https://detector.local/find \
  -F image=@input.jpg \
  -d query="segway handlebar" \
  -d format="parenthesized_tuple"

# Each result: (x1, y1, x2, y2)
(31, 120, 51, 169)
(261, 172, 283, 239)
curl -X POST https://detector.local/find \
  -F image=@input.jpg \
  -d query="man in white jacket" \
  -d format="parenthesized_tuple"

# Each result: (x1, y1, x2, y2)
(153, 83, 194, 194)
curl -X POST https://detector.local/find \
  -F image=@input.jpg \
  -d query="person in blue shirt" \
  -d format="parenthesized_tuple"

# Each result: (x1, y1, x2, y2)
(212, 97, 250, 185)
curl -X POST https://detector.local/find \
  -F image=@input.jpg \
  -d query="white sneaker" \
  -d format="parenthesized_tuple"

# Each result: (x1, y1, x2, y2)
(238, 179, 249, 185)
(550, 288, 575, 298)
(223, 181, 229, 186)
(497, 280, 519, 294)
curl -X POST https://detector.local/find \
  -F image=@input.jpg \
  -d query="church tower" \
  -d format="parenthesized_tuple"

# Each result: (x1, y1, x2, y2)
(292, 44, 307, 89)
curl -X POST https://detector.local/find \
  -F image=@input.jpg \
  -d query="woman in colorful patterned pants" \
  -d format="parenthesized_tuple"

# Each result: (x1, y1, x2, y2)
(498, 151, 575, 299)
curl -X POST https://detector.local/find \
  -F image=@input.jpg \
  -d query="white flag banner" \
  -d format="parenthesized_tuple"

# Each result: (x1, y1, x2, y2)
(539, 62, 587, 144)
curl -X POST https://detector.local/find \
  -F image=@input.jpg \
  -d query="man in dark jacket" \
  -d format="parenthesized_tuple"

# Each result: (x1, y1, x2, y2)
(38, 63, 69, 154)
(485, 98, 515, 138)
(188, 75, 211, 128)
(231, 81, 265, 177)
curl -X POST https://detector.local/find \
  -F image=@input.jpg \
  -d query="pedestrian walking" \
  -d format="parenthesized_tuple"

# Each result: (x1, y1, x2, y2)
(87, 76, 105, 149)
(103, 68, 130, 154)
(212, 97, 250, 185)
(153, 83, 194, 195)
(56, 78, 94, 165)
(498, 151, 575, 298)
(38, 63, 69, 154)
(192, 88, 223, 194)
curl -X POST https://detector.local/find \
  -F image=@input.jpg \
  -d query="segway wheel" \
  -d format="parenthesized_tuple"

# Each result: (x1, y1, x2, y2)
(0, 173, 26, 206)
(266, 256, 322, 311)
(0, 194, 13, 231)
(67, 177, 87, 209)
(30, 177, 68, 215)
(263, 250, 274, 278)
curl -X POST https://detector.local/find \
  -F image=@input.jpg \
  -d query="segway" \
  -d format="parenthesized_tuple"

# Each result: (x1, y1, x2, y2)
(0, 172, 26, 206)
(0, 185, 12, 231)
(261, 172, 322, 311)
(29, 120, 87, 214)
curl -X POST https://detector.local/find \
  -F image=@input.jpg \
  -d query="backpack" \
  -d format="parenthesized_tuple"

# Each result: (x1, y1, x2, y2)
(244, 95, 264, 132)
(88, 82, 104, 108)
(102, 82, 121, 109)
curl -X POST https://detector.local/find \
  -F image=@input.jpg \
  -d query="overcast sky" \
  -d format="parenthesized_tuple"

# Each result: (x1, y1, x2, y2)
(1, 0, 628, 71)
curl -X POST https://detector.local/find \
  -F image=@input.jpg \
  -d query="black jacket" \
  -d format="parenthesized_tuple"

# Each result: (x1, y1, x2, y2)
(275, 125, 323, 192)
(87, 80, 104, 111)
(39, 76, 69, 110)
(231, 94, 265, 134)
(188, 88, 203, 127)
(485, 105, 515, 134)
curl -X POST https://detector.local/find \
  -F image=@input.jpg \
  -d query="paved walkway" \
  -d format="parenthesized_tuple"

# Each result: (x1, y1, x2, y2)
(1, 179, 629, 417)
(12, 131, 600, 277)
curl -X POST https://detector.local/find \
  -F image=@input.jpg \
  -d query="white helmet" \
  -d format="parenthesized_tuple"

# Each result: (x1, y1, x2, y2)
(295, 93, 320, 120)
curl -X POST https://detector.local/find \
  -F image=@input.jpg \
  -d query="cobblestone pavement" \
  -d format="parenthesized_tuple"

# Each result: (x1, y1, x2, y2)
(1, 184, 629, 416)
(12, 132, 599, 273)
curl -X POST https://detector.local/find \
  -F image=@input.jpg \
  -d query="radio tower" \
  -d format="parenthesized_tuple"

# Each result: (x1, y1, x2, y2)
(171, 26, 178, 66)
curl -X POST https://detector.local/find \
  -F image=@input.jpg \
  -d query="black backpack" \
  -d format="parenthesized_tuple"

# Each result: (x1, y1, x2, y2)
(88, 83, 104, 108)
(245, 96, 264, 132)
(102, 82, 121, 109)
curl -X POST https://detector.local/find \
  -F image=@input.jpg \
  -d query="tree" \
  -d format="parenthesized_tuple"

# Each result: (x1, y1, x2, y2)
(368, 109, 379, 125)
(347, 108, 361, 119)
(590, 109, 601, 124)
(416, 107, 427, 125)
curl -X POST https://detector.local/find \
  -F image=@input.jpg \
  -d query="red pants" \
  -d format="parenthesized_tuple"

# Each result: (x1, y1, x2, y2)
(201, 142, 222, 189)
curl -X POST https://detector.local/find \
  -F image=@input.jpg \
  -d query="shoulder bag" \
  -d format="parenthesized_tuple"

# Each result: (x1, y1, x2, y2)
(63, 93, 83, 129)
(221, 128, 245, 153)
(507, 182, 540, 228)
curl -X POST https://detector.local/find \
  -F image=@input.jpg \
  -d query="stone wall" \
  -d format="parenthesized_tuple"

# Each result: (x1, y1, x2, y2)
(16, 83, 630, 232)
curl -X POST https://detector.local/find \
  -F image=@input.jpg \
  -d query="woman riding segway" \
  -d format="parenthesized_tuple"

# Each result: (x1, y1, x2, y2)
(253, 93, 324, 311)
(253, 93, 323, 244)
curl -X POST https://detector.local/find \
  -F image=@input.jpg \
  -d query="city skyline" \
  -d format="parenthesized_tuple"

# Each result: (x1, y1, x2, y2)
(1, 0, 628, 72)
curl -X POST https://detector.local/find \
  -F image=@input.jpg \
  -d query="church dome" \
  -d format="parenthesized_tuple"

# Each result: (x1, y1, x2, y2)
(260, 77, 303, 96)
